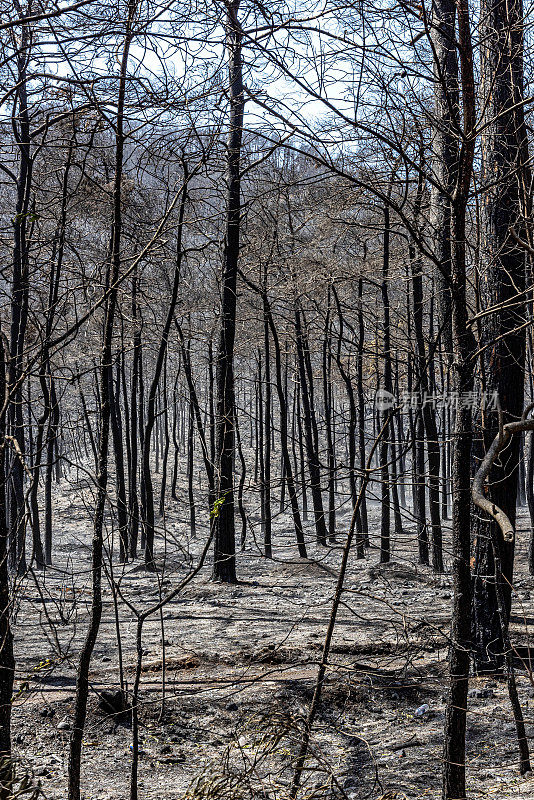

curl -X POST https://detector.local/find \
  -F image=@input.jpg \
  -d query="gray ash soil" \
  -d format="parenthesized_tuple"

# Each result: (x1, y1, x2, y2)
(10, 482, 534, 799)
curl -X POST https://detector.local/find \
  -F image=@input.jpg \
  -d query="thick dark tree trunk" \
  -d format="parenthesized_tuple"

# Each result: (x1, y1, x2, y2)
(471, 0, 528, 673)
(8, 17, 32, 574)
(430, 0, 459, 360)
(212, 0, 244, 583)
(442, 1, 477, 793)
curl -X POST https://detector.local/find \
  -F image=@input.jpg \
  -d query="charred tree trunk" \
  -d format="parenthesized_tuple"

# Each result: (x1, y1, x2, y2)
(110, 359, 128, 562)
(322, 293, 336, 543)
(356, 278, 369, 544)
(0, 338, 15, 790)
(159, 355, 170, 518)
(263, 290, 273, 557)
(129, 274, 141, 559)
(380, 202, 393, 563)
(411, 229, 444, 572)
(430, 0, 459, 360)
(471, 0, 528, 673)
(212, 0, 244, 583)
(8, 13, 33, 574)
(442, 1, 477, 794)
(68, 8, 135, 796)
(142, 169, 188, 570)
(295, 308, 328, 547)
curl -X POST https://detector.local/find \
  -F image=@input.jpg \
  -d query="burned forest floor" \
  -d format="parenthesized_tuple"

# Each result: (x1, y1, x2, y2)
(10, 473, 534, 800)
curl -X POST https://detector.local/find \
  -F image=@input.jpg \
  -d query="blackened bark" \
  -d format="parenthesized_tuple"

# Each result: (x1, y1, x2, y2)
(235, 408, 247, 549)
(68, 6, 135, 795)
(212, 0, 243, 582)
(472, 0, 527, 673)
(110, 360, 128, 562)
(159, 356, 170, 518)
(9, 10, 32, 574)
(187, 393, 196, 538)
(171, 375, 180, 502)
(0, 338, 14, 787)
(442, 0, 477, 792)
(44, 381, 58, 566)
(295, 308, 328, 546)
(238, 270, 307, 557)
(411, 239, 444, 572)
(322, 293, 336, 543)
(527, 429, 534, 574)
(430, 0, 459, 360)
(263, 292, 272, 557)
(356, 279, 369, 543)
(143, 170, 188, 570)
(331, 285, 363, 556)
(129, 274, 141, 559)
(175, 322, 215, 502)
(380, 202, 393, 563)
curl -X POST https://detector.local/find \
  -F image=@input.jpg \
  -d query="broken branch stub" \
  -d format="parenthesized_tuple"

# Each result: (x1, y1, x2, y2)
(471, 403, 534, 542)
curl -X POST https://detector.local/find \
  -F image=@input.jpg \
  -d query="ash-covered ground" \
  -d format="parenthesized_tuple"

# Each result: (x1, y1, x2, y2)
(10, 472, 534, 799)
